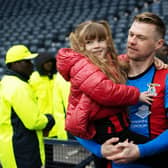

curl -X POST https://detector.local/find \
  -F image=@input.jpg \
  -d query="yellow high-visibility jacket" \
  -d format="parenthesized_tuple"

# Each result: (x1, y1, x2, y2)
(0, 74, 51, 168)
(53, 73, 70, 138)
(29, 72, 70, 139)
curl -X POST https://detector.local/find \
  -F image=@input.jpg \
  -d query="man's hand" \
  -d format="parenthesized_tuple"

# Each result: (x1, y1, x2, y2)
(108, 140, 140, 164)
(101, 137, 121, 159)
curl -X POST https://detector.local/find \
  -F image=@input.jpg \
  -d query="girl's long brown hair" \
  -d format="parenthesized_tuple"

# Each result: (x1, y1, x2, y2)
(69, 20, 129, 84)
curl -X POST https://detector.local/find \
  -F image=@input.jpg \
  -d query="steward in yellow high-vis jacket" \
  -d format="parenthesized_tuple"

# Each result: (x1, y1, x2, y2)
(29, 52, 70, 139)
(0, 45, 55, 168)
(53, 72, 70, 139)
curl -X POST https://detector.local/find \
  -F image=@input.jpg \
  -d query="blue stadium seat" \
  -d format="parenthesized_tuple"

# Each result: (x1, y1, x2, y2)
(0, 0, 167, 58)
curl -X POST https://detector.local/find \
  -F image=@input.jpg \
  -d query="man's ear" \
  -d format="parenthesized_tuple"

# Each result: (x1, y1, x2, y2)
(155, 39, 165, 50)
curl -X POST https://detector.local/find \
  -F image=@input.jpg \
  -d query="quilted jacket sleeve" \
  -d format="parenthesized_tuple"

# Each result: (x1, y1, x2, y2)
(57, 48, 140, 107)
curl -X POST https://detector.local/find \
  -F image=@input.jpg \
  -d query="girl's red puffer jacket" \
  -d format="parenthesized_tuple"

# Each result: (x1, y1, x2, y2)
(56, 48, 140, 139)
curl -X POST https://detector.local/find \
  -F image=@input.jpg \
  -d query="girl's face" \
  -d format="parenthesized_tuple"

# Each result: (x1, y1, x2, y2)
(85, 38, 108, 58)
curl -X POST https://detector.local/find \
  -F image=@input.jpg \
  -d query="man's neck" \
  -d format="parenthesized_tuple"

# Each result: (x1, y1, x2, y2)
(128, 58, 154, 77)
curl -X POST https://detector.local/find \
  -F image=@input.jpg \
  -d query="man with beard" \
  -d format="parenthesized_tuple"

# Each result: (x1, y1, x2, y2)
(76, 12, 168, 168)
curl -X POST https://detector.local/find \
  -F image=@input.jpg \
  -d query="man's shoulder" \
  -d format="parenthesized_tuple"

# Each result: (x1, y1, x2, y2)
(154, 69, 168, 84)
(156, 68, 168, 74)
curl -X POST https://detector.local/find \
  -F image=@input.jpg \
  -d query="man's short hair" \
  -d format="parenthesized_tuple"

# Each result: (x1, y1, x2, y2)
(133, 12, 166, 38)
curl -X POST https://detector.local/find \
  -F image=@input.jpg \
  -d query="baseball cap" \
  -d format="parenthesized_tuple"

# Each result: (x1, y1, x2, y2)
(5, 45, 38, 64)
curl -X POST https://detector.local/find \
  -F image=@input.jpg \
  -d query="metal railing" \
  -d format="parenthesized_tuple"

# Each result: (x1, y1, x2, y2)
(44, 138, 95, 168)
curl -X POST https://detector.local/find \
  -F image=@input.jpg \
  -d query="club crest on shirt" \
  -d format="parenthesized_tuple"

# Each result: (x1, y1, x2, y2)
(147, 83, 160, 96)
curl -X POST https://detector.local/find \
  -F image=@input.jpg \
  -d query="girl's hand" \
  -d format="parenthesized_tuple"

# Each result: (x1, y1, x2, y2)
(139, 91, 153, 105)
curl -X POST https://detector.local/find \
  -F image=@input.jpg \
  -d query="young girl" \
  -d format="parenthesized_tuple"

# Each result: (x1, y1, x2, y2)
(56, 20, 152, 144)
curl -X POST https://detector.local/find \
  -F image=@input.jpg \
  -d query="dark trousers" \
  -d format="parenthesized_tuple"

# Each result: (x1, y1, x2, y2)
(45, 144, 53, 168)
(92, 155, 110, 168)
